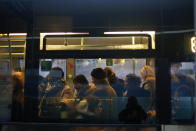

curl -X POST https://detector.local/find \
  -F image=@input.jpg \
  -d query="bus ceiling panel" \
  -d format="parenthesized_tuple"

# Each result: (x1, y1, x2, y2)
(39, 50, 158, 59)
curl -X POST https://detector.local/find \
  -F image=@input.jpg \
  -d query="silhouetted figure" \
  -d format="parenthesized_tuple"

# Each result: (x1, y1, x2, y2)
(104, 67, 124, 97)
(124, 74, 150, 97)
(12, 72, 24, 121)
(119, 96, 147, 124)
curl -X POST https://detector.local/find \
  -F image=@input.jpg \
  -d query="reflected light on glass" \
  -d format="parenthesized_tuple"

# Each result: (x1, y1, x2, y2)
(191, 37, 196, 53)
(104, 31, 156, 49)
(40, 32, 89, 50)
(9, 33, 27, 36)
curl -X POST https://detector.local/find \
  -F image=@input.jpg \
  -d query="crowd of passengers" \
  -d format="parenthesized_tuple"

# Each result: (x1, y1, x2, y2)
(37, 66, 156, 123)
(11, 63, 193, 123)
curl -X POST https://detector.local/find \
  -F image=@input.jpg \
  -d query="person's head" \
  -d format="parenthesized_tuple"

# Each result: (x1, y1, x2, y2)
(48, 67, 64, 80)
(73, 74, 89, 91)
(91, 68, 108, 85)
(126, 96, 138, 108)
(104, 67, 117, 84)
(140, 65, 155, 81)
(12, 72, 24, 91)
(171, 63, 182, 74)
(125, 74, 141, 90)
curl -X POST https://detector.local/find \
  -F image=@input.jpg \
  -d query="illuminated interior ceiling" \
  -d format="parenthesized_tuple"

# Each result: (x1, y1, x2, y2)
(0, 33, 26, 57)
(40, 32, 89, 50)
(42, 31, 155, 50)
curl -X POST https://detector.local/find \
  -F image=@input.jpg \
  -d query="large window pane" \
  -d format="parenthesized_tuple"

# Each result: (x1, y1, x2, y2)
(0, 33, 26, 121)
(171, 62, 195, 121)
(38, 58, 156, 124)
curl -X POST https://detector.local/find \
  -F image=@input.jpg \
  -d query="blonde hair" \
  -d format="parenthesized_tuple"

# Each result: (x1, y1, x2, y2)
(140, 65, 155, 80)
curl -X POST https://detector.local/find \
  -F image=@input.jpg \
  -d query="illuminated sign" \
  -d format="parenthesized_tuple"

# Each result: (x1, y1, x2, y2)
(191, 37, 196, 53)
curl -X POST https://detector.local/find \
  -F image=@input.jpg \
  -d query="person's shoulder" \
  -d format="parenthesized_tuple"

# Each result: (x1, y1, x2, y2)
(108, 85, 117, 96)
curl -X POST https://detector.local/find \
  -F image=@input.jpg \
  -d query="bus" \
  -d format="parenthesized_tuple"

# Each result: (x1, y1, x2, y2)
(0, 0, 195, 130)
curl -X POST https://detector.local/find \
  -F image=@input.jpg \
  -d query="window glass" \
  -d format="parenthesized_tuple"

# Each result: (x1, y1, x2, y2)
(38, 58, 156, 124)
(0, 34, 26, 121)
(45, 36, 152, 50)
(171, 62, 195, 121)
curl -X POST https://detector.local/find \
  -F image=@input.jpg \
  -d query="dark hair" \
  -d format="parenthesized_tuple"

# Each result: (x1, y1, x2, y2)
(49, 67, 64, 79)
(126, 96, 138, 108)
(126, 74, 141, 88)
(104, 67, 117, 84)
(73, 74, 89, 85)
(91, 68, 106, 80)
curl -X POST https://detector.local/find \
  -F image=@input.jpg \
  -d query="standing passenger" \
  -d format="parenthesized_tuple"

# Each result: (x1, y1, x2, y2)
(45, 67, 73, 98)
(73, 74, 91, 98)
(124, 74, 150, 97)
(89, 68, 117, 97)
(12, 72, 24, 121)
(140, 65, 155, 99)
(104, 67, 124, 97)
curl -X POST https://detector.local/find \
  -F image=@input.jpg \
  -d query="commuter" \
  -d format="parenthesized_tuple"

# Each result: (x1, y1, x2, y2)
(12, 72, 24, 121)
(171, 63, 194, 97)
(104, 67, 125, 97)
(39, 67, 73, 118)
(45, 67, 73, 98)
(124, 74, 150, 97)
(140, 65, 155, 100)
(119, 96, 147, 124)
(89, 68, 117, 97)
(140, 65, 156, 120)
(73, 74, 91, 98)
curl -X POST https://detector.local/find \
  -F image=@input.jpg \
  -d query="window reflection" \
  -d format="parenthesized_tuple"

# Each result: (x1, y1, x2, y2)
(171, 62, 194, 121)
(38, 58, 156, 123)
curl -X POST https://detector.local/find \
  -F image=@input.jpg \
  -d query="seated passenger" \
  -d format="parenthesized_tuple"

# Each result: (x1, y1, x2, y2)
(45, 67, 73, 98)
(124, 74, 150, 97)
(73, 74, 91, 98)
(89, 68, 117, 97)
(104, 67, 125, 97)
(119, 96, 147, 124)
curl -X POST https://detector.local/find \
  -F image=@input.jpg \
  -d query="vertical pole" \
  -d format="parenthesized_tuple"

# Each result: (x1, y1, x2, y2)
(24, 17, 40, 122)
(156, 58, 171, 124)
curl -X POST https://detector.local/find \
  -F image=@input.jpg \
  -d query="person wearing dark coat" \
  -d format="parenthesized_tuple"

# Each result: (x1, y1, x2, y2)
(124, 74, 150, 97)
(104, 67, 125, 97)
(119, 96, 147, 124)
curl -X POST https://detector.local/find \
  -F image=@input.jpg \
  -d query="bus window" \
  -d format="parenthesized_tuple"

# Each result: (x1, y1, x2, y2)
(38, 58, 156, 124)
(0, 33, 26, 121)
(44, 35, 153, 50)
(171, 62, 194, 121)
